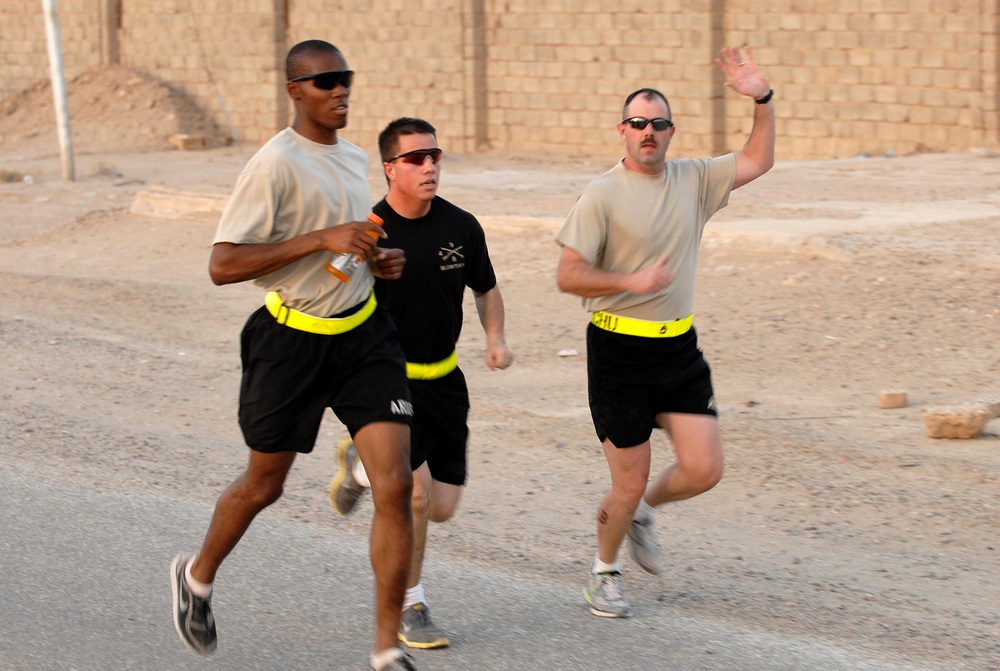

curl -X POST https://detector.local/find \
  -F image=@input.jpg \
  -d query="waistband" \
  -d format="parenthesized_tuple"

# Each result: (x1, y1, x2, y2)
(591, 311, 693, 338)
(406, 349, 458, 380)
(265, 290, 376, 335)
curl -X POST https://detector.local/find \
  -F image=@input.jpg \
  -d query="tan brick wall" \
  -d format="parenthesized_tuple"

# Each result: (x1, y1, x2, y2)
(3, 1, 998, 159)
(287, 0, 474, 154)
(0, 0, 106, 91)
(116, 0, 286, 145)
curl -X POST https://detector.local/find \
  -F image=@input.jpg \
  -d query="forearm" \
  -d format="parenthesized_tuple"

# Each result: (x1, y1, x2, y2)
(209, 234, 324, 285)
(474, 286, 508, 346)
(733, 97, 775, 189)
(557, 251, 634, 297)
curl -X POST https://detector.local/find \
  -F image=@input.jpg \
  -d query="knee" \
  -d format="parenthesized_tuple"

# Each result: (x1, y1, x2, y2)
(613, 474, 649, 508)
(240, 476, 284, 510)
(410, 482, 431, 518)
(690, 459, 724, 494)
(371, 464, 413, 510)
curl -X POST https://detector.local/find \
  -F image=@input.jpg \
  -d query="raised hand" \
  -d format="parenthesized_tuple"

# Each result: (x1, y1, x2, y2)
(715, 46, 771, 100)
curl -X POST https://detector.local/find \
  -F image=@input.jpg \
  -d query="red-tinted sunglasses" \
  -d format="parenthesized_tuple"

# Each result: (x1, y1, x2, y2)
(386, 148, 443, 165)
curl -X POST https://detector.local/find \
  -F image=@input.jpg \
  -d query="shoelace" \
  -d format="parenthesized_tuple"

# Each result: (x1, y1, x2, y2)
(599, 573, 625, 601)
(405, 605, 431, 628)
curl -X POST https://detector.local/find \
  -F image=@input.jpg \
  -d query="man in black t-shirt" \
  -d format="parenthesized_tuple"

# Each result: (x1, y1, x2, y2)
(329, 117, 513, 649)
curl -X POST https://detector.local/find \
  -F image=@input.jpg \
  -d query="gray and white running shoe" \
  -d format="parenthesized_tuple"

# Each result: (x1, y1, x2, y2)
(398, 602, 450, 649)
(583, 571, 631, 618)
(170, 554, 217, 654)
(627, 516, 664, 575)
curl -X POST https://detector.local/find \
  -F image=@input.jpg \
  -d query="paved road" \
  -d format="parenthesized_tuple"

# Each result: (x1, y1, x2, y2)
(0, 470, 931, 671)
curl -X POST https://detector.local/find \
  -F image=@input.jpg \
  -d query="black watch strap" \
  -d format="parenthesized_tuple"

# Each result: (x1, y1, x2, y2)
(755, 89, 774, 105)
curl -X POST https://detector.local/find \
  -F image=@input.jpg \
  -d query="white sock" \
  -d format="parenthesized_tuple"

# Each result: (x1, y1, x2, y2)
(370, 647, 404, 670)
(404, 583, 426, 609)
(353, 460, 371, 488)
(593, 555, 620, 574)
(634, 498, 656, 524)
(184, 555, 213, 598)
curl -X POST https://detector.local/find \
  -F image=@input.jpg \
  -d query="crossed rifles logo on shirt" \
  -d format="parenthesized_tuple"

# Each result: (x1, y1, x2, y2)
(438, 243, 464, 263)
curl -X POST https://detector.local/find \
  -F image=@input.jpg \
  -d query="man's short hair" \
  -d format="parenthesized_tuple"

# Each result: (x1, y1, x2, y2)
(622, 88, 671, 120)
(378, 117, 438, 162)
(286, 40, 341, 81)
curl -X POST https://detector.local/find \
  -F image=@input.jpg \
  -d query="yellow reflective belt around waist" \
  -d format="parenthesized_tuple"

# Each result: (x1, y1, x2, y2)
(591, 311, 693, 338)
(406, 349, 458, 380)
(265, 290, 376, 335)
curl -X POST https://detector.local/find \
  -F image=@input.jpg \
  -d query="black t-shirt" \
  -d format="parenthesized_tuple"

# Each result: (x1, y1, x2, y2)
(373, 196, 497, 364)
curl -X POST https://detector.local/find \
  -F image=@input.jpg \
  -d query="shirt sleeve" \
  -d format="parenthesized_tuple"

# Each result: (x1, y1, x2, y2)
(213, 165, 283, 245)
(555, 185, 607, 265)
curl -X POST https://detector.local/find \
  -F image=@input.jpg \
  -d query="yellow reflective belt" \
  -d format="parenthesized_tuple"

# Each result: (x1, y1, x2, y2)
(265, 290, 376, 335)
(591, 311, 693, 338)
(406, 349, 458, 380)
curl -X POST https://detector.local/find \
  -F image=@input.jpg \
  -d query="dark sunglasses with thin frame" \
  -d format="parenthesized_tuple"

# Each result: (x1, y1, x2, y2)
(288, 70, 354, 90)
(386, 148, 443, 165)
(622, 116, 674, 131)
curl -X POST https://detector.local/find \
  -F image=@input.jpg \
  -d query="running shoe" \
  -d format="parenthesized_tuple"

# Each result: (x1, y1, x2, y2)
(398, 602, 450, 649)
(583, 571, 631, 618)
(627, 515, 664, 575)
(170, 554, 217, 654)
(372, 648, 418, 670)
(329, 437, 366, 514)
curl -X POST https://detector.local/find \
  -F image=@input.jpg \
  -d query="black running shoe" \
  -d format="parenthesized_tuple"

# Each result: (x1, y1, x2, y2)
(170, 554, 217, 654)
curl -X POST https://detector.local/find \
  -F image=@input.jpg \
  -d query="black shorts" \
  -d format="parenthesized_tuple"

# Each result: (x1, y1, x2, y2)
(408, 368, 470, 486)
(587, 323, 717, 449)
(237, 304, 412, 454)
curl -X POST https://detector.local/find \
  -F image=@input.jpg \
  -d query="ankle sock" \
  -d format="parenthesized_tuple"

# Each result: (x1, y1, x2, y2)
(353, 460, 371, 488)
(371, 646, 403, 670)
(593, 555, 620, 574)
(403, 583, 426, 609)
(184, 556, 213, 598)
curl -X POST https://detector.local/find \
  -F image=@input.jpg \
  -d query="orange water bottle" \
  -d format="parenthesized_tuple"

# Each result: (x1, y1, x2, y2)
(325, 212, 384, 282)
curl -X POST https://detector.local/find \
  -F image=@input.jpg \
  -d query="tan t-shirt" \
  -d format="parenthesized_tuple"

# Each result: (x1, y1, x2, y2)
(213, 127, 372, 317)
(556, 155, 736, 321)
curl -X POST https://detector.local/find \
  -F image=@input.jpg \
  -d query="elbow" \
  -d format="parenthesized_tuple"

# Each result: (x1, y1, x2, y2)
(208, 261, 237, 286)
(208, 262, 226, 285)
(555, 272, 572, 294)
(208, 244, 239, 285)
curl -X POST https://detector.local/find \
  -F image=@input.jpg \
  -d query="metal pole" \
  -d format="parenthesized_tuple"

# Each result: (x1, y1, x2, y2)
(41, 0, 75, 181)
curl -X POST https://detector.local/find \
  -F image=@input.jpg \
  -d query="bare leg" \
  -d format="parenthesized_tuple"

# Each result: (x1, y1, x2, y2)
(407, 464, 462, 588)
(644, 413, 724, 506)
(596, 440, 650, 564)
(190, 450, 297, 584)
(354, 421, 413, 654)
(408, 464, 433, 589)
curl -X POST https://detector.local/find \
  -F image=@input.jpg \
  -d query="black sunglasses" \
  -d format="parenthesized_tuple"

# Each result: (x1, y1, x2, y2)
(386, 148, 443, 165)
(622, 116, 674, 131)
(288, 70, 354, 90)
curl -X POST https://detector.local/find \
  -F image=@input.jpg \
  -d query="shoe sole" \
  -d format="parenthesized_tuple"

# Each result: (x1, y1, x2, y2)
(583, 588, 632, 618)
(170, 555, 215, 654)
(328, 439, 359, 515)
(398, 632, 451, 649)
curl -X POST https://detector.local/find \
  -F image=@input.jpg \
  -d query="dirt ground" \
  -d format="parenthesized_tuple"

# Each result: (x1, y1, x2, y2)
(1, 73, 998, 670)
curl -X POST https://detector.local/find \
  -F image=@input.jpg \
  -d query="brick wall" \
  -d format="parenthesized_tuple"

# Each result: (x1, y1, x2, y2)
(3, 0, 998, 159)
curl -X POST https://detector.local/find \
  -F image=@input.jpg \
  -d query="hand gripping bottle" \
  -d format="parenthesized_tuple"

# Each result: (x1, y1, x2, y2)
(325, 212, 384, 282)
